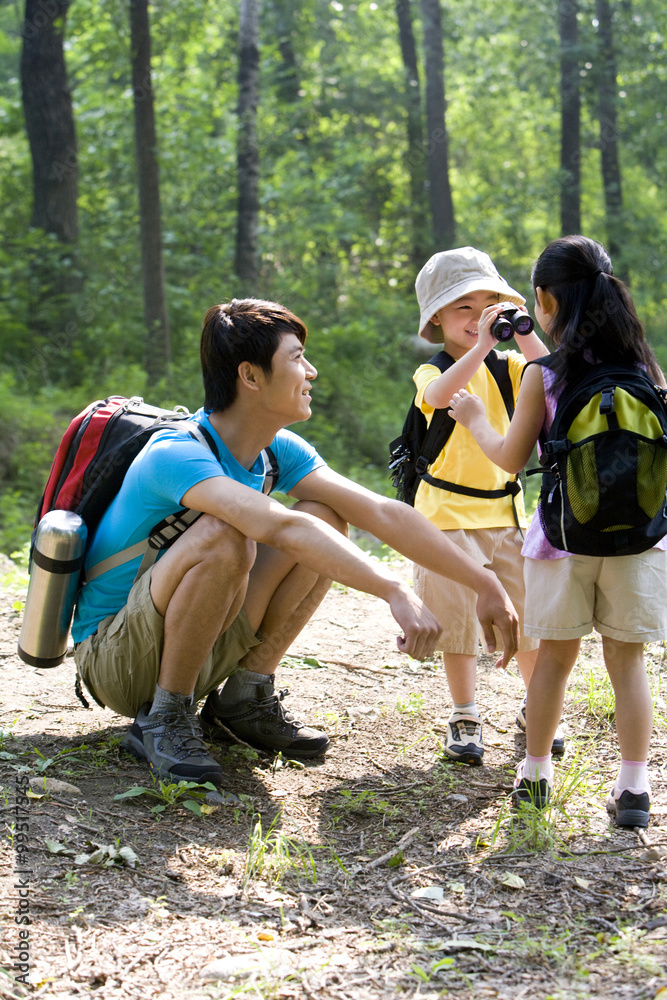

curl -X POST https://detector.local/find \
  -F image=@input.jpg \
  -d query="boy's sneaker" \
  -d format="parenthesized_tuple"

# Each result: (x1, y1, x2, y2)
(123, 699, 223, 786)
(516, 696, 566, 757)
(444, 714, 484, 765)
(201, 676, 330, 759)
(606, 787, 651, 829)
(512, 759, 551, 809)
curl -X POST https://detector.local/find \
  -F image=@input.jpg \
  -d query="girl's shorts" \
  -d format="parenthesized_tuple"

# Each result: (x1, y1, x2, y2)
(523, 548, 667, 642)
(413, 526, 538, 656)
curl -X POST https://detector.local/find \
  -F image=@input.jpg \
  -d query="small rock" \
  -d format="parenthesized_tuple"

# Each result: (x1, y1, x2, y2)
(447, 793, 469, 805)
(29, 777, 83, 797)
(640, 847, 667, 863)
(199, 948, 297, 982)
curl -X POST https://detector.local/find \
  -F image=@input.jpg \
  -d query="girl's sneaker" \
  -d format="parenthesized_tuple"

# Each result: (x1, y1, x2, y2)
(512, 758, 551, 809)
(515, 696, 566, 757)
(606, 787, 651, 828)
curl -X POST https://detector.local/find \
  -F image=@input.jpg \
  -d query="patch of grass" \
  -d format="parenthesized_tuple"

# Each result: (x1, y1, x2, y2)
(331, 788, 401, 826)
(395, 692, 425, 716)
(487, 748, 608, 854)
(574, 666, 615, 725)
(243, 812, 318, 888)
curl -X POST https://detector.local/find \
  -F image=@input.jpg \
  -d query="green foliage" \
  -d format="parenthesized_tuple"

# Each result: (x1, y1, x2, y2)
(114, 778, 218, 816)
(0, 0, 666, 551)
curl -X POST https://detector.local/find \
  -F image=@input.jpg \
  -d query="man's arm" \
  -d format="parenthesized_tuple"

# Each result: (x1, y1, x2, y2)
(181, 475, 443, 660)
(289, 467, 519, 665)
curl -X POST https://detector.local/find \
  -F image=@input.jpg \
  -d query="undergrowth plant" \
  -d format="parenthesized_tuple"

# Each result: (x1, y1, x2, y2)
(487, 748, 607, 854)
(114, 779, 218, 816)
(243, 812, 317, 888)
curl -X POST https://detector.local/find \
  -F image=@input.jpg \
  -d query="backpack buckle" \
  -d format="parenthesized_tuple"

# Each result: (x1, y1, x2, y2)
(415, 456, 429, 476)
(600, 386, 615, 414)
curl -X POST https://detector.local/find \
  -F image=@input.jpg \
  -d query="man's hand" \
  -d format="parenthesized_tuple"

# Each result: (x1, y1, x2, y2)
(475, 573, 519, 669)
(387, 583, 443, 660)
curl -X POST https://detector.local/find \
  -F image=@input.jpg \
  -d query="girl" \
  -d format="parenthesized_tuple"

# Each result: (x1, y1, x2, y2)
(448, 235, 667, 828)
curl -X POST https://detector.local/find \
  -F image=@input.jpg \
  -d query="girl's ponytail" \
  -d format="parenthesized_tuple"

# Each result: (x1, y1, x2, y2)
(532, 235, 661, 385)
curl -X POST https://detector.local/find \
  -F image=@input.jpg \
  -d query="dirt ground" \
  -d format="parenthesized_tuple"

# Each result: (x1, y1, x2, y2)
(1, 555, 667, 1000)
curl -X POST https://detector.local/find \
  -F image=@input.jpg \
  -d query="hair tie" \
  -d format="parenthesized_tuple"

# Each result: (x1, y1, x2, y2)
(593, 268, 609, 277)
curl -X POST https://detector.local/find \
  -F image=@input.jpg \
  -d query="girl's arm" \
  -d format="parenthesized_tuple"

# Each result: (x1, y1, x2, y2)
(448, 363, 547, 474)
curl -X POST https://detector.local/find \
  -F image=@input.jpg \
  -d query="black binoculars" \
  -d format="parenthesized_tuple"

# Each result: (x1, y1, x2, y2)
(491, 303, 535, 342)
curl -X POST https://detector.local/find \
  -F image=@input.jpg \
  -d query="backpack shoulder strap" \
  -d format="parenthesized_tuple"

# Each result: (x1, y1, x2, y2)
(417, 351, 458, 466)
(418, 349, 515, 466)
(484, 350, 515, 421)
(85, 423, 280, 583)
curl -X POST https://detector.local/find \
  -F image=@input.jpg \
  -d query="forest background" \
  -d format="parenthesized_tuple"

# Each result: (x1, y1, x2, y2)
(0, 0, 665, 558)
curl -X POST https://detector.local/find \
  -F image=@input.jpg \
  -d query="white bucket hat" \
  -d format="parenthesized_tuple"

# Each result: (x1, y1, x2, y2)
(416, 247, 526, 342)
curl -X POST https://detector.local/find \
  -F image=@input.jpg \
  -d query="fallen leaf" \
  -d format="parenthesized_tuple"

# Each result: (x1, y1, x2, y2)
(411, 885, 445, 902)
(500, 872, 526, 890)
(574, 876, 590, 889)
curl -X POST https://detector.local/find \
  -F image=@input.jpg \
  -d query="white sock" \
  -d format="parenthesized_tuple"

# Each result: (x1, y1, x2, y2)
(451, 701, 479, 719)
(524, 753, 554, 783)
(616, 760, 651, 796)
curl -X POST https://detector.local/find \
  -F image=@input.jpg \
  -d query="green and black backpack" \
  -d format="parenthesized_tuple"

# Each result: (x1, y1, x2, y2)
(528, 356, 667, 556)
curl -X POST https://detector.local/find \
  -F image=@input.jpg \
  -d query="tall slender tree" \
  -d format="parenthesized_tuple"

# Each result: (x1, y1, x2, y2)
(21, 0, 78, 244)
(129, 0, 171, 385)
(595, 0, 628, 281)
(420, 0, 455, 251)
(559, 0, 581, 236)
(396, 0, 429, 272)
(235, 0, 260, 289)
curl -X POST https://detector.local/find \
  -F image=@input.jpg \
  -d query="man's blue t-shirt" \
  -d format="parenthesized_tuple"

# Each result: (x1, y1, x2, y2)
(72, 408, 326, 643)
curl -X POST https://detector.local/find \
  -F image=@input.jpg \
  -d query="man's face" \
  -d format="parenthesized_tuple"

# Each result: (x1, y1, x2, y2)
(260, 332, 317, 425)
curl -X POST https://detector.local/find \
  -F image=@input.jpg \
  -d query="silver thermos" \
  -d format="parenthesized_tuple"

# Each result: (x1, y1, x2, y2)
(18, 510, 87, 668)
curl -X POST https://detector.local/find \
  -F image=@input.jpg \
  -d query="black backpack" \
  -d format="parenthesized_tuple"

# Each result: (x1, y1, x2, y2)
(388, 349, 522, 510)
(529, 356, 667, 556)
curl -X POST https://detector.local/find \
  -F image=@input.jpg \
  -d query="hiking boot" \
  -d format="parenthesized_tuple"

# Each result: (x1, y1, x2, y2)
(606, 787, 651, 829)
(123, 699, 223, 786)
(444, 714, 484, 765)
(201, 677, 330, 759)
(512, 759, 551, 809)
(516, 696, 566, 757)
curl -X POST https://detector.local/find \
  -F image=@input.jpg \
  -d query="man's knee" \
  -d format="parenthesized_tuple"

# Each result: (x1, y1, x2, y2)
(292, 500, 348, 537)
(193, 515, 257, 575)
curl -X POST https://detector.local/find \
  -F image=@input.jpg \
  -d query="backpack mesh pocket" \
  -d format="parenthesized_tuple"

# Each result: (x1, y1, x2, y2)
(638, 441, 667, 518)
(565, 442, 599, 525)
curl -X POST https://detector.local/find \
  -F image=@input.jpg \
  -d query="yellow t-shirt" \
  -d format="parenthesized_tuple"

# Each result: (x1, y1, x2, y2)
(413, 350, 528, 530)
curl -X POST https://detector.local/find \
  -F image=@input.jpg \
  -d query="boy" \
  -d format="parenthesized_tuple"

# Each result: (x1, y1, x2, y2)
(412, 247, 561, 765)
(72, 297, 519, 786)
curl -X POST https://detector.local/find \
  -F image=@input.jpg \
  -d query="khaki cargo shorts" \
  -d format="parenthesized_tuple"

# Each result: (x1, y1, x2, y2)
(413, 525, 538, 655)
(74, 568, 262, 718)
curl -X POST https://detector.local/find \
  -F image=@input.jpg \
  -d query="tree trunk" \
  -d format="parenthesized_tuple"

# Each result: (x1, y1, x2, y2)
(21, 0, 78, 244)
(420, 0, 456, 251)
(20, 0, 80, 384)
(595, 0, 628, 281)
(129, 0, 171, 386)
(396, 0, 429, 272)
(235, 0, 260, 289)
(559, 0, 580, 236)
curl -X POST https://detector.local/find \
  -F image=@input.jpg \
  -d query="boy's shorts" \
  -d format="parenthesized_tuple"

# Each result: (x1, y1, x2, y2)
(523, 548, 667, 642)
(73, 568, 262, 718)
(413, 526, 538, 655)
